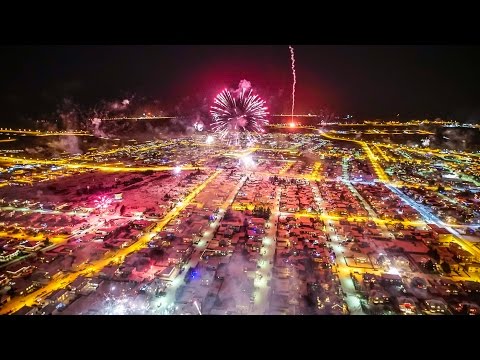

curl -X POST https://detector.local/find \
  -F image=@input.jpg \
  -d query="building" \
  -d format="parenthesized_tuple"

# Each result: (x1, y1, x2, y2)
(424, 299, 449, 314)
(12, 305, 38, 315)
(44, 289, 70, 305)
(0, 273, 10, 287)
(454, 302, 480, 315)
(396, 296, 416, 314)
(381, 273, 403, 286)
(354, 253, 369, 264)
(38, 303, 59, 315)
(0, 294, 11, 306)
(0, 249, 20, 262)
(393, 255, 410, 270)
(461, 281, 480, 294)
(368, 289, 390, 305)
(362, 273, 377, 284)
(465, 263, 480, 273)
(427, 224, 454, 242)
(6, 264, 35, 278)
(68, 276, 89, 292)
(157, 266, 177, 281)
(16, 240, 43, 252)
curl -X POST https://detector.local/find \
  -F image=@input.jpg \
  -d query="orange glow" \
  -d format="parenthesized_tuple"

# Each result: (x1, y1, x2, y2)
(289, 122, 296, 128)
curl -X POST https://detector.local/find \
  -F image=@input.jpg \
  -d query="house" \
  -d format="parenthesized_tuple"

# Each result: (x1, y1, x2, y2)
(393, 255, 410, 270)
(30, 271, 51, 285)
(368, 289, 390, 304)
(168, 252, 183, 265)
(436, 285, 459, 297)
(443, 259, 461, 272)
(190, 223, 205, 237)
(454, 302, 480, 315)
(362, 273, 377, 284)
(44, 289, 70, 305)
(461, 281, 480, 294)
(381, 273, 403, 286)
(0, 249, 20, 262)
(465, 263, 480, 273)
(0, 273, 10, 287)
(251, 217, 266, 226)
(424, 299, 449, 313)
(200, 270, 215, 287)
(157, 266, 177, 281)
(68, 276, 89, 292)
(16, 240, 43, 252)
(38, 303, 59, 315)
(354, 253, 369, 264)
(12, 305, 38, 315)
(427, 224, 454, 242)
(376, 254, 391, 267)
(449, 243, 474, 259)
(175, 244, 191, 254)
(12, 278, 40, 296)
(6, 264, 35, 278)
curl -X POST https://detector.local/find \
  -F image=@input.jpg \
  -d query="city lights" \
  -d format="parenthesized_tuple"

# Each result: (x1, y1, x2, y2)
(0, 46, 479, 316)
(206, 135, 214, 145)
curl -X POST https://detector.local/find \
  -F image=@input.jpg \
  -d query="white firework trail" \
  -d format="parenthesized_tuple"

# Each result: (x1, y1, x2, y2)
(289, 45, 296, 122)
(194, 300, 202, 315)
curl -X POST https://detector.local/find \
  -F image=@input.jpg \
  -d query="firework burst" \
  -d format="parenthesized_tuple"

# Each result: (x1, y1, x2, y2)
(94, 195, 112, 210)
(210, 87, 269, 146)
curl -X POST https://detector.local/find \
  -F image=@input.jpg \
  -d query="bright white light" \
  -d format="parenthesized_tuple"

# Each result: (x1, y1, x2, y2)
(389, 267, 400, 275)
(240, 155, 256, 169)
(206, 135, 214, 144)
(194, 300, 202, 315)
(289, 122, 295, 128)
(94, 195, 112, 210)
(174, 166, 182, 174)
(421, 138, 430, 147)
(114, 304, 126, 315)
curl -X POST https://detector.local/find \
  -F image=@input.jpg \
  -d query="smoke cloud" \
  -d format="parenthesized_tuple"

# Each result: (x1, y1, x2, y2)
(107, 98, 132, 112)
(232, 79, 252, 98)
(91, 117, 107, 138)
(49, 136, 82, 155)
(421, 137, 430, 147)
(194, 121, 204, 132)
(238, 79, 251, 91)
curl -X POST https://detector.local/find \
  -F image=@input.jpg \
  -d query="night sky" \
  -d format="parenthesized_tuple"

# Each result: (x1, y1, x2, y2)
(1, 45, 480, 127)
